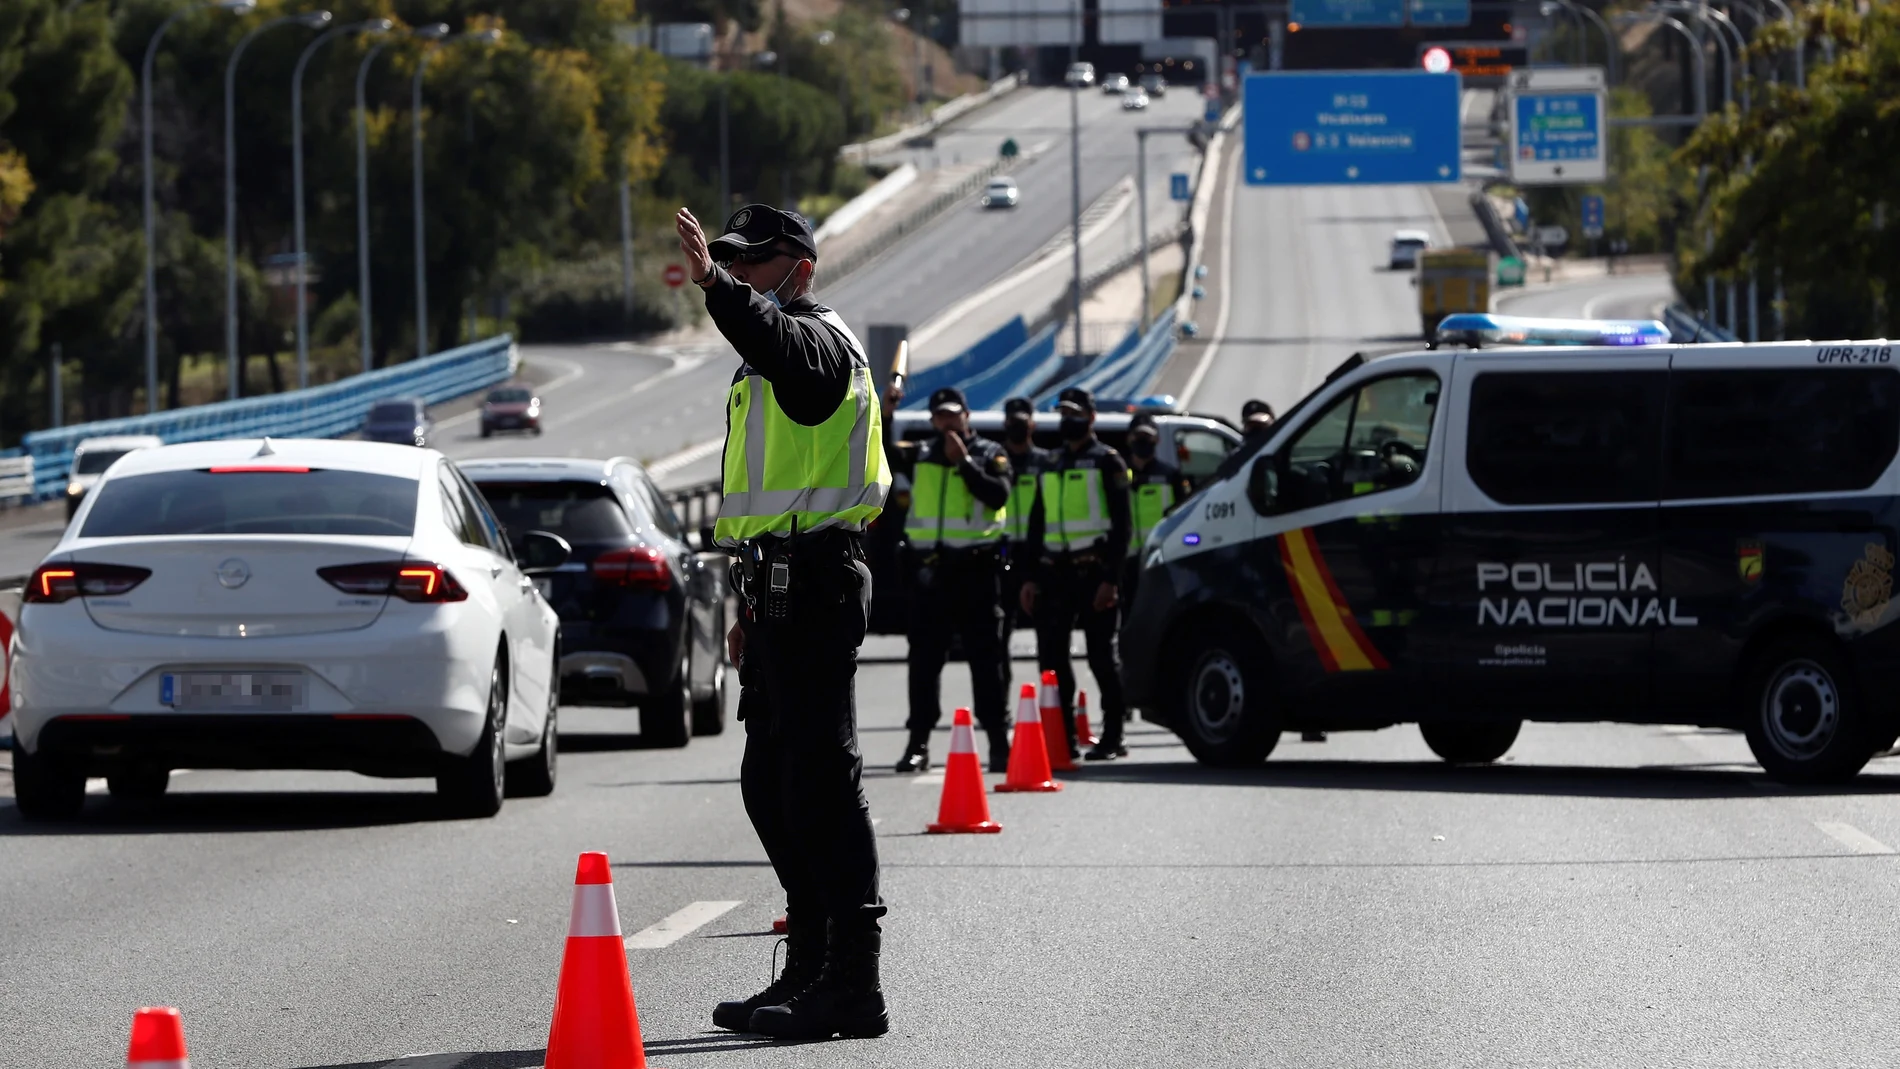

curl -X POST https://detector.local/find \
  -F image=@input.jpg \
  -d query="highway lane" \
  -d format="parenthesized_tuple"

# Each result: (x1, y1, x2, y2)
(9, 644, 1900, 1066)
(1496, 269, 1678, 322)
(829, 86, 1207, 363)
(1184, 148, 1452, 418)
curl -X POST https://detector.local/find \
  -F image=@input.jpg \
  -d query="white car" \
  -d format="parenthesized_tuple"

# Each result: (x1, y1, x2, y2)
(1100, 73, 1130, 94)
(7, 438, 568, 821)
(1122, 88, 1149, 111)
(981, 176, 1019, 209)
(1065, 61, 1095, 87)
(1389, 229, 1433, 269)
(66, 434, 163, 519)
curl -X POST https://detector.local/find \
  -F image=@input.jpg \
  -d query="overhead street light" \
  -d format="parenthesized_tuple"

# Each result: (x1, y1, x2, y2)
(355, 24, 442, 375)
(413, 26, 501, 360)
(292, 17, 393, 391)
(224, 9, 331, 403)
(142, 0, 256, 415)
(1539, 0, 1617, 83)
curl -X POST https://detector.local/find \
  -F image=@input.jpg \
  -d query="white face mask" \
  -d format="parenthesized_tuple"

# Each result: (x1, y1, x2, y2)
(758, 260, 809, 308)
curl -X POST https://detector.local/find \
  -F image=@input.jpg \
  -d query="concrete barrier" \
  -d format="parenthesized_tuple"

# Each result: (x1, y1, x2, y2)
(814, 163, 918, 244)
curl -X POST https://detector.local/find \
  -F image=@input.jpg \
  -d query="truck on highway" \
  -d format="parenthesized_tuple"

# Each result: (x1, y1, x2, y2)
(1415, 247, 1492, 339)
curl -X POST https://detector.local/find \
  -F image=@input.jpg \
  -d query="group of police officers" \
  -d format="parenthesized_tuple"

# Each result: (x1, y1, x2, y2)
(676, 201, 1273, 1043)
(892, 385, 1193, 775)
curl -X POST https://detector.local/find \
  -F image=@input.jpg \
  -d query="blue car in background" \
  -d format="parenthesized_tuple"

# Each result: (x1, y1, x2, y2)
(361, 397, 432, 447)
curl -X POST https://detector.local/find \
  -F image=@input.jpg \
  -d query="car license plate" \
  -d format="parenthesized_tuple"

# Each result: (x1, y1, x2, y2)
(533, 578, 553, 600)
(161, 671, 305, 711)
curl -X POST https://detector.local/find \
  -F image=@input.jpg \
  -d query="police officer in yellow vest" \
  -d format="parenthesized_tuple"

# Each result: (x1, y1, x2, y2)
(892, 386, 1015, 774)
(1018, 387, 1134, 761)
(999, 396, 1054, 651)
(678, 204, 891, 1042)
(1121, 413, 1194, 611)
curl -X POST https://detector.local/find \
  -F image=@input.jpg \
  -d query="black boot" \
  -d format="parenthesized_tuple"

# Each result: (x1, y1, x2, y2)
(712, 916, 823, 1032)
(893, 733, 930, 774)
(1084, 737, 1128, 761)
(749, 925, 889, 1040)
(988, 730, 1012, 774)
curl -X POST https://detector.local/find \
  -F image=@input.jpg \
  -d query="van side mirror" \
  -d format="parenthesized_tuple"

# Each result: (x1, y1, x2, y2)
(520, 530, 572, 574)
(1246, 455, 1278, 514)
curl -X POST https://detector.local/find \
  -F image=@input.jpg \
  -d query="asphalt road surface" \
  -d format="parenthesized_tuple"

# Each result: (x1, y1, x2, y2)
(8, 642, 1900, 1067)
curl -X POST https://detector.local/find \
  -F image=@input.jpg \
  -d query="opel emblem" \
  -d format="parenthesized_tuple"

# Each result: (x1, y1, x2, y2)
(216, 558, 251, 589)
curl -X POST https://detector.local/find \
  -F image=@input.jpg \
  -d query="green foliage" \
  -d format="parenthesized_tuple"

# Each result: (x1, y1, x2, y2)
(1678, 0, 1900, 337)
(654, 60, 845, 218)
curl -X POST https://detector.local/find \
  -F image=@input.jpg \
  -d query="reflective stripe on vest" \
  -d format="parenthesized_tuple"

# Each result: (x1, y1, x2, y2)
(1130, 476, 1175, 554)
(1005, 470, 1039, 541)
(906, 461, 1006, 547)
(1038, 467, 1110, 551)
(715, 313, 890, 546)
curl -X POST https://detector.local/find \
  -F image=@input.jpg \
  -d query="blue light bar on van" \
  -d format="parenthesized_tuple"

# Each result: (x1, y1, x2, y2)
(1433, 313, 1671, 348)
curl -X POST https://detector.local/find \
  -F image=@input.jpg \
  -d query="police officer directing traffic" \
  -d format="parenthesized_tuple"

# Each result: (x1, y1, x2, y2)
(678, 203, 890, 1042)
(893, 386, 1015, 774)
(1121, 412, 1193, 611)
(1019, 386, 1134, 762)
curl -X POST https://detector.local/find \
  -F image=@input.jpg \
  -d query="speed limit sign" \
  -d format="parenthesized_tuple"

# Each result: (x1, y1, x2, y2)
(663, 263, 687, 288)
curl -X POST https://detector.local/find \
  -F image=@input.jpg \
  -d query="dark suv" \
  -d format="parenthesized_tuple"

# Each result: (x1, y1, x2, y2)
(361, 397, 433, 447)
(461, 456, 728, 746)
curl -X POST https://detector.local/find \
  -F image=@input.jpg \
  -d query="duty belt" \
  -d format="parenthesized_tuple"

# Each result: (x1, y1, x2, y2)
(729, 529, 863, 619)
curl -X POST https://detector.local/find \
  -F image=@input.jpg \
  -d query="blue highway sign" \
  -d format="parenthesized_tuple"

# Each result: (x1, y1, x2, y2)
(1407, 0, 1470, 26)
(1580, 194, 1605, 238)
(1290, 0, 1404, 27)
(1243, 71, 1462, 187)
(1509, 85, 1606, 183)
(1171, 173, 1191, 202)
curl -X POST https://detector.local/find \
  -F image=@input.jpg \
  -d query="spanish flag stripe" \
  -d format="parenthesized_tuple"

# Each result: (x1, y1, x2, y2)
(1278, 533, 1340, 673)
(1279, 528, 1383, 673)
(1299, 528, 1392, 671)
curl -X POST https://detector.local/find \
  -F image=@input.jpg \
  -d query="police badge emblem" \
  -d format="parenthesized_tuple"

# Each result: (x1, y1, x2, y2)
(1737, 541, 1763, 583)
(1841, 542, 1894, 629)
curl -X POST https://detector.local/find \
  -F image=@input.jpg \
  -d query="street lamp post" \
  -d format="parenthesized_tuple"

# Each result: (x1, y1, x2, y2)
(144, 0, 255, 414)
(224, 10, 327, 402)
(1067, 0, 1083, 361)
(412, 27, 499, 360)
(357, 24, 447, 375)
(1541, 0, 1618, 82)
(293, 18, 391, 390)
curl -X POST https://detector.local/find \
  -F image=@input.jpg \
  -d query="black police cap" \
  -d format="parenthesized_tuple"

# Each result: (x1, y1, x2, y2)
(928, 386, 967, 414)
(707, 203, 819, 264)
(1002, 397, 1035, 419)
(1056, 387, 1095, 414)
(1240, 398, 1275, 420)
(1129, 412, 1160, 436)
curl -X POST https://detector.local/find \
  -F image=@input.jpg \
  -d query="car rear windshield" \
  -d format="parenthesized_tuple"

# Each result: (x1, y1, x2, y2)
(80, 469, 419, 537)
(368, 402, 417, 421)
(472, 481, 633, 544)
(73, 449, 132, 475)
(488, 389, 532, 403)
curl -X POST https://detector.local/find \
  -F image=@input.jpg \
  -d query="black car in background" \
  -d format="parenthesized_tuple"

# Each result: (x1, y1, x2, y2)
(460, 456, 728, 746)
(361, 397, 433, 447)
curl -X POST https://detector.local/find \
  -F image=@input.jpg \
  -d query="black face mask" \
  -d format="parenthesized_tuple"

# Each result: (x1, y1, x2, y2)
(1005, 422, 1030, 445)
(1129, 438, 1156, 460)
(1059, 417, 1090, 442)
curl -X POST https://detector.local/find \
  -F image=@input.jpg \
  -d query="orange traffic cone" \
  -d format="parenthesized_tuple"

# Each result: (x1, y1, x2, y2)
(1076, 689, 1099, 748)
(926, 708, 1003, 833)
(996, 683, 1062, 793)
(546, 851, 648, 1069)
(1040, 669, 1077, 772)
(127, 1007, 189, 1069)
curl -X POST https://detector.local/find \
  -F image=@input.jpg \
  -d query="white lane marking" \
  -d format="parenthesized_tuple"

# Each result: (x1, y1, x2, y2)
(433, 353, 587, 432)
(647, 437, 724, 479)
(1815, 821, 1896, 855)
(625, 900, 742, 949)
(913, 773, 945, 787)
(1179, 141, 1240, 406)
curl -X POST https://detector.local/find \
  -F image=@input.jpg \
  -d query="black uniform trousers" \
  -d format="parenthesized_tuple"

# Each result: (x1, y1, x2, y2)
(736, 533, 886, 935)
(1032, 556, 1128, 750)
(905, 550, 1011, 743)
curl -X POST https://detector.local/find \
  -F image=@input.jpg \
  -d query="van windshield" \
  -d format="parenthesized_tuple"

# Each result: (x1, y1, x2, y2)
(73, 449, 132, 475)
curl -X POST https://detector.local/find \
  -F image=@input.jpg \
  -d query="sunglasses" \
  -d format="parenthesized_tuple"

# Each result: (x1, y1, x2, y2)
(730, 246, 802, 266)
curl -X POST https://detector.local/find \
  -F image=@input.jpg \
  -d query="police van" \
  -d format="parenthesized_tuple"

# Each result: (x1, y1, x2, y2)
(1121, 338, 1900, 784)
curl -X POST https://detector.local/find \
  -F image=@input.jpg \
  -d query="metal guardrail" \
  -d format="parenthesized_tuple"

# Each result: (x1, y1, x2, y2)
(662, 478, 724, 549)
(16, 336, 517, 500)
(1663, 303, 1738, 343)
(0, 455, 34, 501)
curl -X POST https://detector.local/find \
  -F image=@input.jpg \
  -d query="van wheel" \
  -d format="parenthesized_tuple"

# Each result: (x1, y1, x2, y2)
(1173, 626, 1280, 767)
(1742, 636, 1877, 784)
(644, 650, 692, 749)
(13, 746, 86, 820)
(1419, 720, 1521, 764)
(439, 658, 508, 817)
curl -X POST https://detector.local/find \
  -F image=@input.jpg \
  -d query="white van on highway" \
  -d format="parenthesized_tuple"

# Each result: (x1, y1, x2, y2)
(66, 435, 163, 519)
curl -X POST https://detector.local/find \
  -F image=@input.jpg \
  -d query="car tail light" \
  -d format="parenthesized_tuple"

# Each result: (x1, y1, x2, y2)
(593, 546, 672, 590)
(317, 561, 468, 602)
(25, 562, 153, 603)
